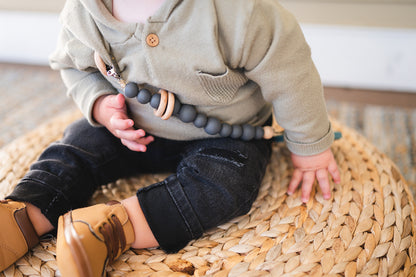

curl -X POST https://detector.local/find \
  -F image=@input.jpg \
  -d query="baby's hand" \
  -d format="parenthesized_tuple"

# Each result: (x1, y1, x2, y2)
(287, 148, 340, 203)
(93, 94, 154, 152)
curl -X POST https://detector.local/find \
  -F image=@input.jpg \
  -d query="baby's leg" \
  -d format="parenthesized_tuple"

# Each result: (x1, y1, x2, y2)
(136, 137, 272, 253)
(121, 196, 158, 248)
(7, 119, 155, 229)
(55, 136, 271, 276)
(2, 118, 153, 271)
(25, 203, 54, 236)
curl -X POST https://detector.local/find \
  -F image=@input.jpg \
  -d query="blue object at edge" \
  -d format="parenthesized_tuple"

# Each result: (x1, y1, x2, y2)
(272, 131, 342, 143)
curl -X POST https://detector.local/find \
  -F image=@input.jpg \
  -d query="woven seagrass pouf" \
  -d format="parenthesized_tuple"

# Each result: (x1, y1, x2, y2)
(0, 110, 415, 277)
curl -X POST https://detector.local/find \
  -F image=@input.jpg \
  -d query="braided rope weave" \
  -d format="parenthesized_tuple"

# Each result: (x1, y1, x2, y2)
(0, 110, 415, 276)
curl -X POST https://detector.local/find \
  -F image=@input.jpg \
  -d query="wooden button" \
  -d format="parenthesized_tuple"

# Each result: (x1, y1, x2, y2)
(146, 33, 159, 47)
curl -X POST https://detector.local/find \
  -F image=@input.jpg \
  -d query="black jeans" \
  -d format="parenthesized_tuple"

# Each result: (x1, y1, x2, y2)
(8, 119, 272, 252)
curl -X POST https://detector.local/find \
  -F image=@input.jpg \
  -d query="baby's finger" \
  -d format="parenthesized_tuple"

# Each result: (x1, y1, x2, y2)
(287, 169, 302, 195)
(301, 171, 315, 203)
(120, 139, 148, 152)
(316, 168, 331, 199)
(136, 136, 155, 146)
(110, 116, 134, 130)
(116, 129, 146, 141)
(328, 162, 341, 184)
(112, 93, 126, 109)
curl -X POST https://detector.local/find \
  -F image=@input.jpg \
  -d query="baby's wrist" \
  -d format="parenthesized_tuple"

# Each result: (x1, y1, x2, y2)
(92, 94, 111, 125)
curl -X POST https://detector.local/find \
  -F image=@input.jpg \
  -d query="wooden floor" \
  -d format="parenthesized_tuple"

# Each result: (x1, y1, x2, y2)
(325, 87, 416, 195)
(325, 87, 416, 109)
(0, 63, 415, 196)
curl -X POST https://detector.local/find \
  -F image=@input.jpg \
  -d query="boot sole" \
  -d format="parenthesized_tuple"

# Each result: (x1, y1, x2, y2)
(63, 211, 95, 277)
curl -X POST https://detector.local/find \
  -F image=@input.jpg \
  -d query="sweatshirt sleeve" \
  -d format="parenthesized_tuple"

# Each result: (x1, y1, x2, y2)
(49, 25, 117, 126)
(242, 0, 333, 156)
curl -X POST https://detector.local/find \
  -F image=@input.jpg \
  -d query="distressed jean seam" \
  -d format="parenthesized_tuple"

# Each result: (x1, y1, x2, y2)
(19, 173, 71, 203)
(19, 178, 70, 212)
(9, 173, 71, 227)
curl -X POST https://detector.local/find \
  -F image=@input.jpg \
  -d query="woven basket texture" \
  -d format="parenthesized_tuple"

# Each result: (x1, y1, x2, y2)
(0, 110, 415, 277)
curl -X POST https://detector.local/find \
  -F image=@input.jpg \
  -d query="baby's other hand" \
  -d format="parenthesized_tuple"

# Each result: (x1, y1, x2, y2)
(287, 148, 340, 203)
(93, 94, 154, 152)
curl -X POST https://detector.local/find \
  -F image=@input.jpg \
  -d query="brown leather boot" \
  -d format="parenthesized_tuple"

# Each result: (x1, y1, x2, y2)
(0, 200, 39, 271)
(57, 201, 135, 277)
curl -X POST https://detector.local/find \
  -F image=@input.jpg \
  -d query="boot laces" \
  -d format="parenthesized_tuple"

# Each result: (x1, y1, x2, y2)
(99, 214, 126, 264)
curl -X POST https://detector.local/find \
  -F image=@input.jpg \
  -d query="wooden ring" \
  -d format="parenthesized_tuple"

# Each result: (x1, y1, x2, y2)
(94, 52, 108, 76)
(161, 92, 176, 120)
(154, 89, 168, 117)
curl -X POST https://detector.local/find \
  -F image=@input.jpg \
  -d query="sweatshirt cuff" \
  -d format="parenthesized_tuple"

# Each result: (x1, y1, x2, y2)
(63, 71, 117, 126)
(284, 123, 334, 156)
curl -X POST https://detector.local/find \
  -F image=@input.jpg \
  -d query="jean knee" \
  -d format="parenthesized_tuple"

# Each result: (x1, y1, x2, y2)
(182, 146, 259, 189)
(176, 147, 262, 229)
(62, 119, 90, 139)
(60, 119, 119, 153)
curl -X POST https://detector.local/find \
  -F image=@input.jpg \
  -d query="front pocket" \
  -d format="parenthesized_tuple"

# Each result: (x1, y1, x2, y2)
(196, 68, 248, 104)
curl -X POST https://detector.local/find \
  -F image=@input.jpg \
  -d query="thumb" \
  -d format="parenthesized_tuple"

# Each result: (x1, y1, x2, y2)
(112, 93, 126, 109)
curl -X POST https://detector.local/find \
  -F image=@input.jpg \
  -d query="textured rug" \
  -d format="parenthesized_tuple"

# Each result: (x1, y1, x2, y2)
(0, 63, 415, 198)
(1, 108, 415, 277)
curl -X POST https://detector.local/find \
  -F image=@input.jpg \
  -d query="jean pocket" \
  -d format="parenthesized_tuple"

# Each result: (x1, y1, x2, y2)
(196, 68, 248, 104)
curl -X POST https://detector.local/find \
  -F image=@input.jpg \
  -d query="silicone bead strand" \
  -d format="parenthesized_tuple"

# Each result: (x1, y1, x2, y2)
(132, 83, 271, 140)
(93, 53, 277, 141)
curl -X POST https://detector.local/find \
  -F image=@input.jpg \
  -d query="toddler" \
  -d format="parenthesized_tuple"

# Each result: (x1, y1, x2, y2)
(0, 0, 340, 276)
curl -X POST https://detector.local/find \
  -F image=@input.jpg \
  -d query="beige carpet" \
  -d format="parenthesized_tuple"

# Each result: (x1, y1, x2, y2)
(0, 63, 415, 198)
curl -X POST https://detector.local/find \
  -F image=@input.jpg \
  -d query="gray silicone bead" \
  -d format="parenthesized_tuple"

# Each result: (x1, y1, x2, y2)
(230, 125, 243, 139)
(204, 117, 221, 135)
(255, 126, 264, 140)
(173, 97, 181, 115)
(220, 123, 232, 137)
(194, 113, 207, 128)
(178, 104, 197, 123)
(150, 93, 161, 109)
(124, 82, 139, 98)
(137, 89, 152, 104)
(241, 124, 255, 141)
